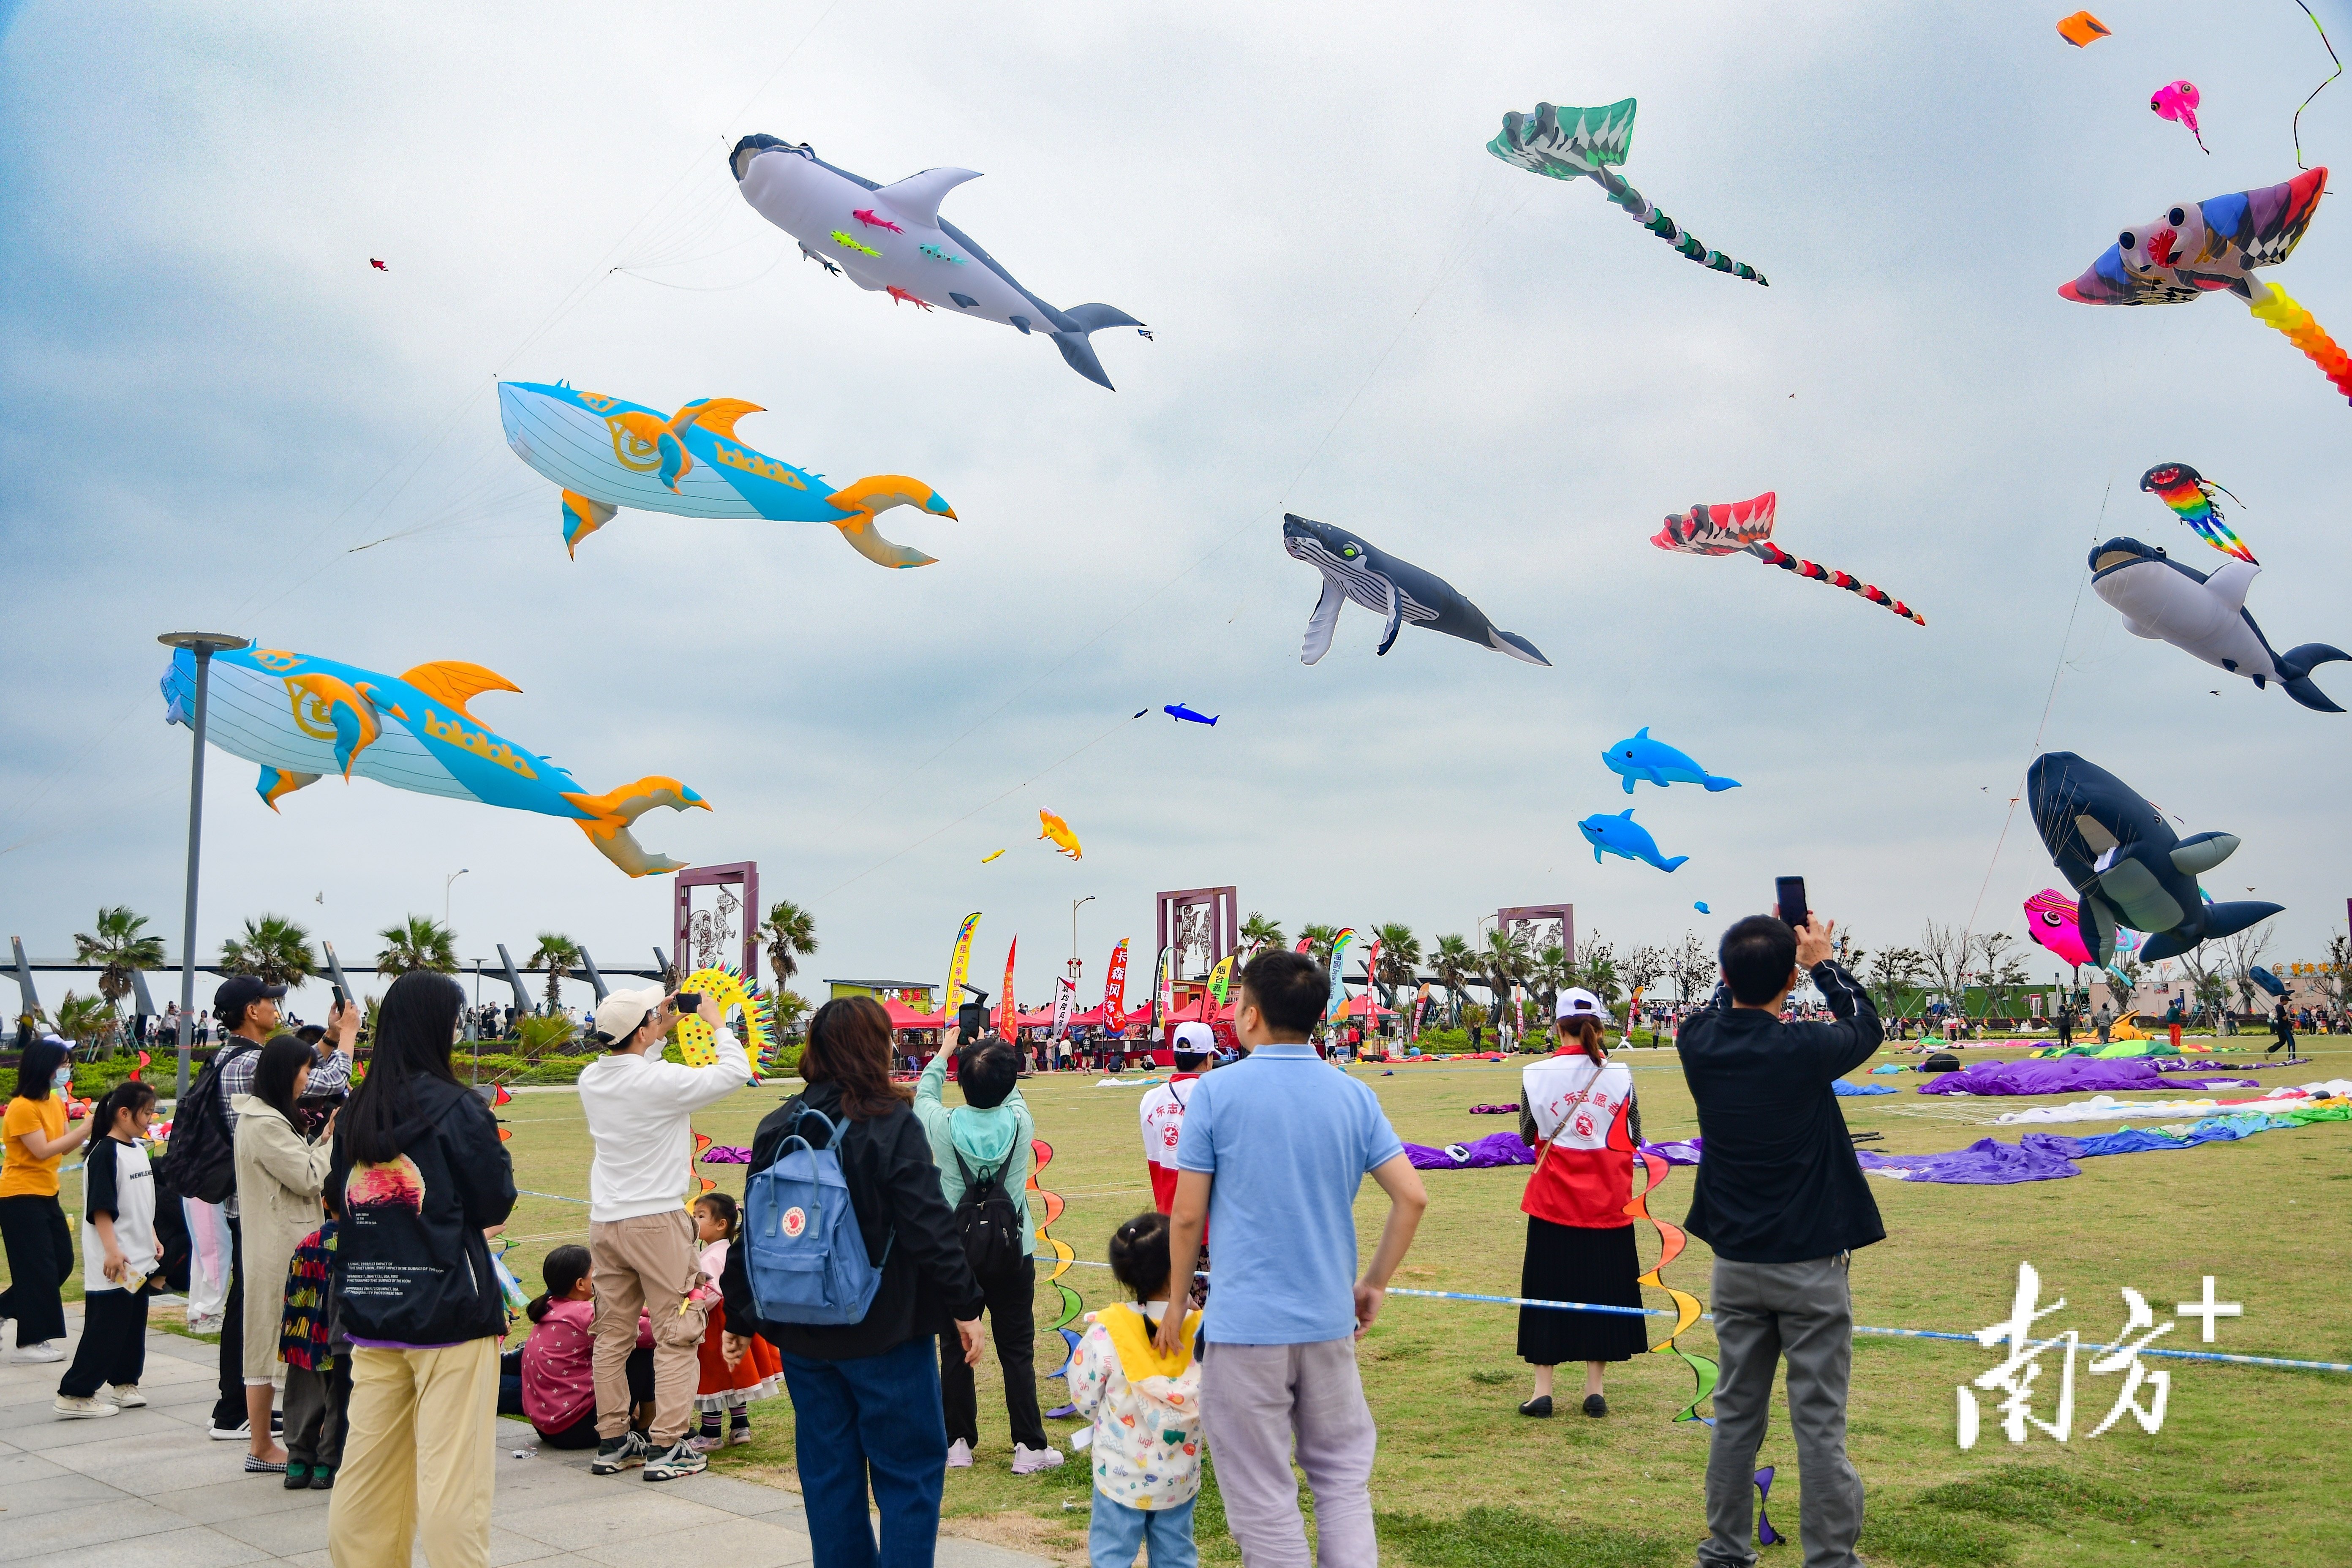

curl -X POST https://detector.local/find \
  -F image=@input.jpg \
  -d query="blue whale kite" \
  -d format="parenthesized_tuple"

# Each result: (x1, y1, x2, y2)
(1282, 514, 1548, 666)
(498, 381, 955, 565)
(1603, 728, 1740, 794)
(1164, 703, 1218, 726)
(1578, 809, 1688, 872)
(161, 645, 708, 877)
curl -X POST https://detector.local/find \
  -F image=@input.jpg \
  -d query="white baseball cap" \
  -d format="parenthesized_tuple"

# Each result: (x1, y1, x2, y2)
(1171, 1021, 1216, 1055)
(1555, 987, 1605, 1021)
(592, 985, 667, 1045)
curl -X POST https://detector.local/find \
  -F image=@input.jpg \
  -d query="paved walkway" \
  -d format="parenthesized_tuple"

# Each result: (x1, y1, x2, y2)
(0, 1311, 1052, 1568)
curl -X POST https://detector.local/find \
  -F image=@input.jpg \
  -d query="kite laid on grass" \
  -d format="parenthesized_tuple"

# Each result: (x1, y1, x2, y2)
(1651, 492, 1925, 626)
(160, 646, 708, 877)
(1486, 99, 1766, 286)
(2140, 463, 2254, 563)
(2058, 167, 2352, 408)
(500, 381, 955, 566)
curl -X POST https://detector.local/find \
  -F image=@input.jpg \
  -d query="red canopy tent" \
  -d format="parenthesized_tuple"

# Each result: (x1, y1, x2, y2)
(880, 998, 947, 1032)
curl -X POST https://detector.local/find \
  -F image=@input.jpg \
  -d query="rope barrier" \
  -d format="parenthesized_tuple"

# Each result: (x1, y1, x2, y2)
(501, 1192, 2352, 1374)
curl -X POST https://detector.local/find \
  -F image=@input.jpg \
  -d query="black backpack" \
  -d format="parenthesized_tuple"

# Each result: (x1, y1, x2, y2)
(1922, 1051, 1962, 1075)
(952, 1146, 1023, 1279)
(163, 1040, 260, 1205)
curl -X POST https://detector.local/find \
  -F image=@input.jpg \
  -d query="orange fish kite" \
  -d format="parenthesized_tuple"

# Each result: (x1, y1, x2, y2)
(1037, 810, 1083, 860)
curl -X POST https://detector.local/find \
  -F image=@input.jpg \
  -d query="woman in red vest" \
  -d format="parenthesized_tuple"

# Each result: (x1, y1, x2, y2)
(1514, 988, 1647, 1418)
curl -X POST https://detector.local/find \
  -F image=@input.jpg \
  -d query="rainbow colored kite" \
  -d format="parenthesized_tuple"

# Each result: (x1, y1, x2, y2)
(2139, 463, 2254, 564)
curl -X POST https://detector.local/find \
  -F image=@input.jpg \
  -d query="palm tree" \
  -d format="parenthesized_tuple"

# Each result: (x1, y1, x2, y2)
(1431, 933, 1473, 1028)
(1481, 927, 1531, 1045)
(1371, 923, 1421, 1006)
(220, 915, 317, 988)
(759, 900, 820, 997)
(1239, 912, 1285, 956)
(74, 906, 165, 1055)
(514, 1012, 577, 1062)
(529, 933, 582, 1014)
(1298, 924, 1340, 969)
(1530, 943, 1570, 1021)
(51, 992, 113, 1056)
(376, 915, 460, 976)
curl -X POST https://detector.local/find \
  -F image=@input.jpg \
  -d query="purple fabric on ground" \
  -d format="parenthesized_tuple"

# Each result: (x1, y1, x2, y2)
(1855, 1134, 2086, 1184)
(1637, 1137, 1704, 1166)
(1917, 1059, 2257, 1096)
(700, 1146, 753, 1163)
(1470, 1103, 1518, 1113)
(1402, 1131, 1535, 1169)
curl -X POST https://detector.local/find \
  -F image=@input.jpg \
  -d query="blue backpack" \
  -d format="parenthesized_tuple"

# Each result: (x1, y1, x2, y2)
(743, 1104, 892, 1326)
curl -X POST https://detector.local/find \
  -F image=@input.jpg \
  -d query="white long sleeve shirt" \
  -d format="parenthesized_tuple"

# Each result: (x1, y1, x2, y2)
(577, 1029, 749, 1222)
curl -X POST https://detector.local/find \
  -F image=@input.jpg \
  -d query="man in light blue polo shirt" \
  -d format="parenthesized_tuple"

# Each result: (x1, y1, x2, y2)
(1158, 949, 1428, 1567)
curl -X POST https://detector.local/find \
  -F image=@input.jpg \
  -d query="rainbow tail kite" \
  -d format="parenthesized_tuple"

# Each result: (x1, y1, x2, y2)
(2138, 462, 2255, 564)
(1626, 1150, 1718, 1424)
(1751, 543, 1926, 626)
(1029, 1137, 1087, 1419)
(2248, 282, 2352, 406)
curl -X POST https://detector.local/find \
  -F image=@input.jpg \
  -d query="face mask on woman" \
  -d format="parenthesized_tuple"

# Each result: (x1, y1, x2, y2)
(52, 1067, 72, 1090)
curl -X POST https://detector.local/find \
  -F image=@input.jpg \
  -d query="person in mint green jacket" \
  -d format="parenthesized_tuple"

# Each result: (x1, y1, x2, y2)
(915, 1035, 1063, 1475)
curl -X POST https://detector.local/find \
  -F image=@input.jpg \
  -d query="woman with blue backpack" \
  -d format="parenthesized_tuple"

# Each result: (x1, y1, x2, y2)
(720, 995, 986, 1568)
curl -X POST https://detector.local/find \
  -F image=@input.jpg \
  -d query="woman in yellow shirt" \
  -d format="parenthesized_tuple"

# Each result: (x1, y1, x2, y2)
(0, 1037, 93, 1362)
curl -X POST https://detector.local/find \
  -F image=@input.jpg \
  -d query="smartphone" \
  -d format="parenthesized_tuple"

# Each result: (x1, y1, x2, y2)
(330, 983, 346, 1010)
(1775, 876, 1809, 929)
(956, 1002, 992, 1047)
(675, 992, 702, 1016)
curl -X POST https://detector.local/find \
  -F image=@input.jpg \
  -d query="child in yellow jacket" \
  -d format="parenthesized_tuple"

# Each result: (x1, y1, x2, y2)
(1068, 1212, 1203, 1568)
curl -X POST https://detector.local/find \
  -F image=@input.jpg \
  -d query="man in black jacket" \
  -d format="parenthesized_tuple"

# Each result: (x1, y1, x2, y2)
(1678, 912, 1881, 1568)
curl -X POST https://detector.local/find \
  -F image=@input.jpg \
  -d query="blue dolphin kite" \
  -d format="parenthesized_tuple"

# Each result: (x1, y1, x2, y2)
(1578, 809, 1689, 872)
(1164, 703, 1218, 727)
(1603, 728, 1740, 794)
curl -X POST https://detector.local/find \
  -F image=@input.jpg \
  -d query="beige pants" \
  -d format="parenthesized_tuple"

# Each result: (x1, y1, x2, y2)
(588, 1209, 704, 1445)
(328, 1339, 498, 1568)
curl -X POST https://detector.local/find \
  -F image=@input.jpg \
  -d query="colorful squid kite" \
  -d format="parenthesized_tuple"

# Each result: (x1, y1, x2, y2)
(2151, 81, 2209, 154)
(159, 645, 707, 877)
(1487, 99, 1766, 286)
(1037, 810, 1083, 860)
(1652, 493, 1925, 626)
(498, 381, 955, 566)
(2058, 167, 2352, 408)
(2140, 463, 2254, 564)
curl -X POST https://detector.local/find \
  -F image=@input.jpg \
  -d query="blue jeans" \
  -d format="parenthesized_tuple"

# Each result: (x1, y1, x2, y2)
(779, 1338, 948, 1568)
(1090, 1494, 1198, 1568)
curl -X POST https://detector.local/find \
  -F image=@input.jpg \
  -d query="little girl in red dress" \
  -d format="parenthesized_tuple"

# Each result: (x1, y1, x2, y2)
(690, 1192, 780, 1451)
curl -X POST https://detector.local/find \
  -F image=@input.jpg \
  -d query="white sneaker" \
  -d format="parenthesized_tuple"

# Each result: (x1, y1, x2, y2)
(1011, 1443, 1065, 1475)
(945, 1438, 973, 1469)
(102, 1384, 146, 1408)
(8, 1342, 64, 1364)
(53, 1395, 118, 1419)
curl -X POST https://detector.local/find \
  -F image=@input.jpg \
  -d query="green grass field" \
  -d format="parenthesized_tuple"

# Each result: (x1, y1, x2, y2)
(23, 1041, 2352, 1564)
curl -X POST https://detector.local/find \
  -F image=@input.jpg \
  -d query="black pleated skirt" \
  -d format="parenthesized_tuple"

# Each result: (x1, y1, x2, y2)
(1516, 1215, 1650, 1365)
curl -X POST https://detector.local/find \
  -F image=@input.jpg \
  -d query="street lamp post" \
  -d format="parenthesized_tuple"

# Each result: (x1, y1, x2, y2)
(445, 868, 469, 931)
(1069, 896, 1095, 984)
(159, 631, 252, 1104)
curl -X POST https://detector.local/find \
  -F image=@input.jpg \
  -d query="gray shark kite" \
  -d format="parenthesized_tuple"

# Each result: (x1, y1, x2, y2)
(1282, 514, 1549, 667)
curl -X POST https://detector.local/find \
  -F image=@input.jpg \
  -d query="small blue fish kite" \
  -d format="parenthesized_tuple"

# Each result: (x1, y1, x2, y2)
(1578, 808, 1688, 872)
(1164, 702, 1218, 727)
(1694, 902, 1711, 914)
(1603, 727, 1739, 794)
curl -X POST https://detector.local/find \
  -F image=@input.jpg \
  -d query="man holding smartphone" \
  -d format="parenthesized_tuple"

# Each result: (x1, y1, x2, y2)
(578, 985, 747, 1483)
(1678, 908, 1882, 1568)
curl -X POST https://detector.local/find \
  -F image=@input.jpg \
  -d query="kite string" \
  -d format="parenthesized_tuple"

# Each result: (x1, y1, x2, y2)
(2291, 0, 2343, 171)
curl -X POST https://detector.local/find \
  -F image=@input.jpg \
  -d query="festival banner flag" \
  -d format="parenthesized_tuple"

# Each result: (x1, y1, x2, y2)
(943, 912, 982, 1020)
(1151, 944, 1173, 1035)
(1324, 928, 1358, 1022)
(1051, 976, 1075, 1039)
(999, 938, 1018, 1041)
(1206, 954, 1235, 1009)
(1103, 939, 1131, 1030)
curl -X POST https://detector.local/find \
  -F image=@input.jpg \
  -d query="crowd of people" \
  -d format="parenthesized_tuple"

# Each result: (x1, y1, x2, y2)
(1, 913, 1921, 1566)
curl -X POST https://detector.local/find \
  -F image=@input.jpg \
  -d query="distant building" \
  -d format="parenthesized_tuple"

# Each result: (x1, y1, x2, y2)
(823, 979, 938, 1009)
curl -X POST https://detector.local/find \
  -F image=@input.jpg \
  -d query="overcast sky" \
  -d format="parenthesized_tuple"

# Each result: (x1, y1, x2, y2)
(3, 0, 2347, 1018)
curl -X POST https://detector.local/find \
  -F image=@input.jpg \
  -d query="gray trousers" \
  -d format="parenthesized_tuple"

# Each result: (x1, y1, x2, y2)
(1198, 1337, 1378, 1568)
(1699, 1254, 1864, 1568)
